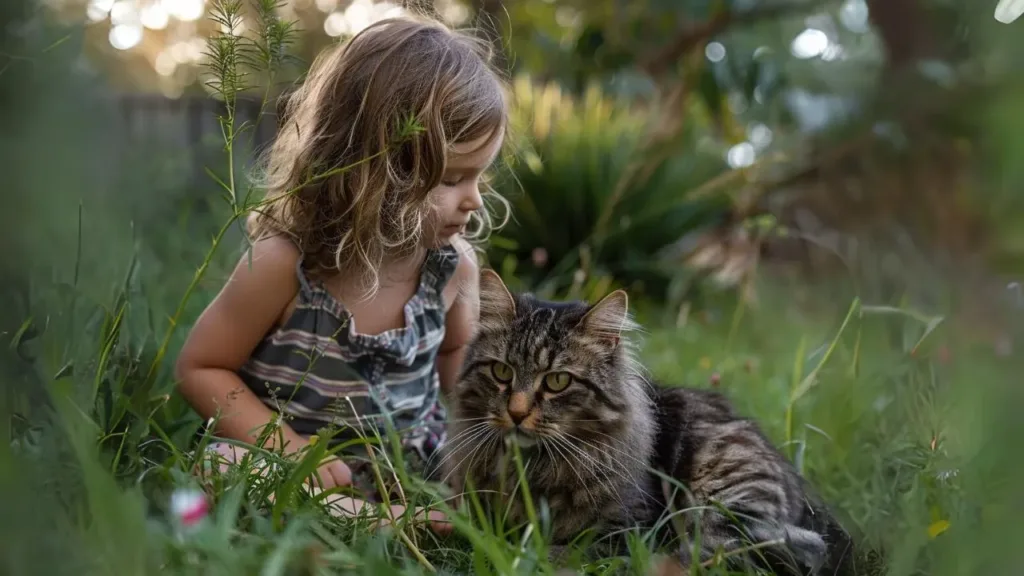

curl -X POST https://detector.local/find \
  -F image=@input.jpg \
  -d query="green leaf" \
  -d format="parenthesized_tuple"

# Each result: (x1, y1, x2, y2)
(9, 317, 35, 350)
(928, 519, 951, 539)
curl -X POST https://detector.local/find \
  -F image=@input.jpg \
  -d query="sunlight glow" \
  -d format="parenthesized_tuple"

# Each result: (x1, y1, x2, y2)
(345, 0, 373, 34)
(315, 0, 337, 12)
(155, 50, 177, 76)
(110, 0, 139, 25)
(995, 0, 1024, 23)
(164, 0, 205, 22)
(839, 0, 871, 33)
(747, 123, 773, 150)
(821, 44, 845, 62)
(87, 0, 114, 20)
(705, 42, 726, 63)
(790, 28, 829, 59)
(109, 23, 143, 50)
(323, 11, 348, 36)
(140, 3, 169, 30)
(726, 142, 756, 169)
(87, 4, 109, 21)
(438, 0, 469, 24)
(324, 1, 406, 37)
(376, 1, 404, 19)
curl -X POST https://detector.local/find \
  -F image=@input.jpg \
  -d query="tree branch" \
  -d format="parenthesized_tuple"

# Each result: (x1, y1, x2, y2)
(640, 0, 822, 78)
(865, 0, 936, 68)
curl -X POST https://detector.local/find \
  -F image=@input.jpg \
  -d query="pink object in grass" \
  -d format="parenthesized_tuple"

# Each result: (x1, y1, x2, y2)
(171, 489, 209, 527)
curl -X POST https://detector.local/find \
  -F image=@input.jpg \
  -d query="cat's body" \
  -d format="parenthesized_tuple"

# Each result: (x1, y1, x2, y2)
(648, 385, 854, 574)
(442, 271, 853, 575)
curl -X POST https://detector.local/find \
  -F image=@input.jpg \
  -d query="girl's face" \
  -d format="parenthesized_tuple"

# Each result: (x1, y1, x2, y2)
(423, 128, 503, 247)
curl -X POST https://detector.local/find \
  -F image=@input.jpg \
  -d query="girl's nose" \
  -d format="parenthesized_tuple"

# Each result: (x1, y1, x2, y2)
(461, 185, 483, 212)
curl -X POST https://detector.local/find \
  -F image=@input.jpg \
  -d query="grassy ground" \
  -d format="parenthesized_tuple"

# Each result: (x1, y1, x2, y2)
(3, 222, 1022, 576)
(4, 6, 1023, 575)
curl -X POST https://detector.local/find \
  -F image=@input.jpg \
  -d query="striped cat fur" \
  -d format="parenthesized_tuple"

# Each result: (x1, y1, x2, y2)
(441, 270, 855, 575)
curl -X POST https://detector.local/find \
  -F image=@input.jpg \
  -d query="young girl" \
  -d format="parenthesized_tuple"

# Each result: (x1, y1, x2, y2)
(174, 15, 509, 531)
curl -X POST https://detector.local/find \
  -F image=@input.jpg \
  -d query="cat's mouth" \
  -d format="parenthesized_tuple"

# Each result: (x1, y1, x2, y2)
(505, 429, 539, 449)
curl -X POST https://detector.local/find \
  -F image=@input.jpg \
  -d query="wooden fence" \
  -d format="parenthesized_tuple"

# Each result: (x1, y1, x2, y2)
(113, 93, 279, 190)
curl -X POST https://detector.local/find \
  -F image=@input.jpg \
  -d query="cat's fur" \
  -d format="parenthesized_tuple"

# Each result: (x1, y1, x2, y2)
(441, 270, 854, 575)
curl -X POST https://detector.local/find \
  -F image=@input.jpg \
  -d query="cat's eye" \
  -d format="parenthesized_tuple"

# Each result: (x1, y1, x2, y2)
(489, 361, 514, 384)
(543, 371, 573, 393)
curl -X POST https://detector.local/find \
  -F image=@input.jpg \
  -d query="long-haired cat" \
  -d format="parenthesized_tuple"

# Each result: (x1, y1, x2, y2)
(442, 270, 854, 575)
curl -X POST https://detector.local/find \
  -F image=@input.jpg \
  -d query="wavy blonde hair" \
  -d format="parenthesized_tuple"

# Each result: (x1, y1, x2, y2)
(248, 15, 510, 294)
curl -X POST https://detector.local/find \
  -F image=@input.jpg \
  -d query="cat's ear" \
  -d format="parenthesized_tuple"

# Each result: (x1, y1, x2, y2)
(578, 289, 630, 348)
(478, 268, 516, 332)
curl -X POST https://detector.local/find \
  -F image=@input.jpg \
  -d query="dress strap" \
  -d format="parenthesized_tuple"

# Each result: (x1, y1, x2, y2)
(422, 243, 461, 300)
(295, 255, 315, 297)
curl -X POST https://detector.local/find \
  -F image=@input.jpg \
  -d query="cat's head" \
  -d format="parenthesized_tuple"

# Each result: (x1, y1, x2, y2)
(452, 269, 654, 454)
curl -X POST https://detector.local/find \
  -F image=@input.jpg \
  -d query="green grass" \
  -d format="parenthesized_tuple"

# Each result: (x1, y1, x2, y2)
(4, 217, 1023, 575)
(4, 4, 1023, 574)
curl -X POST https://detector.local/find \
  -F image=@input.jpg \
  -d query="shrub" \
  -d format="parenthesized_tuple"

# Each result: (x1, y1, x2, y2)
(485, 75, 734, 305)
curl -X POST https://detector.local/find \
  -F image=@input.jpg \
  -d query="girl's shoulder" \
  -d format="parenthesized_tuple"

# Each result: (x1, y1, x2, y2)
(229, 234, 304, 328)
(175, 235, 303, 376)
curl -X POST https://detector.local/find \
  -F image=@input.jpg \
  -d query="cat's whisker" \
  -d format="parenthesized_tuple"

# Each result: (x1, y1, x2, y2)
(433, 425, 492, 469)
(557, 431, 633, 481)
(443, 416, 493, 425)
(558, 431, 656, 505)
(441, 429, 497, 486)
(567, 430, 654, 471)
(542, 436, 598, 506)
(576, 440, 663, 506)
(428, 423, 494, 475)
(425, 421, 490, 470)
(550, 433, 624, 511)
(553, 433, 630, 488)
(455, 432, 499, 491)
(433, 421, 490, 452)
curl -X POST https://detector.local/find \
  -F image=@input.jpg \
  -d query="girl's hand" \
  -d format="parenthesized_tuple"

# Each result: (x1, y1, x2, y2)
(314, 490, 453, 535)
(312, 457, 352, 489)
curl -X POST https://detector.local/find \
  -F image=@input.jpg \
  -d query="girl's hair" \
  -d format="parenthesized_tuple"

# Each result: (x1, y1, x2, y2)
(248, 14, 510, 293)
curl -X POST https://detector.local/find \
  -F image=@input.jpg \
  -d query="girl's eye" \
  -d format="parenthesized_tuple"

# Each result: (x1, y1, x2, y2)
(441, 177, 462, 187)
(543, 372, 573, 393)
(489, 361, 514, 384)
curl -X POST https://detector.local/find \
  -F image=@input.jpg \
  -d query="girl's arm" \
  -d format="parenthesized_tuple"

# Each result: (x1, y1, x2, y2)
(175, 235, 308, 454)
(437, 239, 480, 399)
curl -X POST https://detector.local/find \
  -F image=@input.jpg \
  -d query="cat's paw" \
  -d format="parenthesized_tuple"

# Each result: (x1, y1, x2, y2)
(784, 524, 828, 571)
(647, 554, 689, 576)
(547, 544, 570, 566)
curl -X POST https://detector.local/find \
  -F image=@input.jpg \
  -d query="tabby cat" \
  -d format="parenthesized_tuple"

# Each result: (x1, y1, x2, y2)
(441, 270, 854, 575)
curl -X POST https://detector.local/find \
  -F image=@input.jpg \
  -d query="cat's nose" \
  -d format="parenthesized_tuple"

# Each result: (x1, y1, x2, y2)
(507, 391, 530, 425)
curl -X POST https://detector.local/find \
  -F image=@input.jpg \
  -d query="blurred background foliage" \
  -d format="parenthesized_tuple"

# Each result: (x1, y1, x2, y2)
(26, 0, 1024, 316)
(3, 0, 1024, 574)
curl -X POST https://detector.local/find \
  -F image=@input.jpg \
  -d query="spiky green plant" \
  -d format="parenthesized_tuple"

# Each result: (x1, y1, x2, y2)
(486, 75, 734, 305)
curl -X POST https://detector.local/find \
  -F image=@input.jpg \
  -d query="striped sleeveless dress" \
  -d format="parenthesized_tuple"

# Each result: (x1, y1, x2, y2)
(236, 244, 459, 464)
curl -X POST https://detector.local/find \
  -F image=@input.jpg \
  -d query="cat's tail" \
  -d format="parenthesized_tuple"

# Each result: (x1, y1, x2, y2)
(673, 514, 848, 576)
